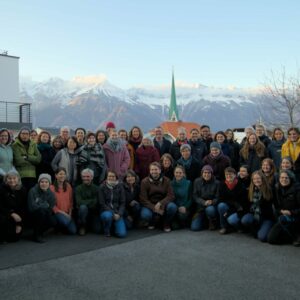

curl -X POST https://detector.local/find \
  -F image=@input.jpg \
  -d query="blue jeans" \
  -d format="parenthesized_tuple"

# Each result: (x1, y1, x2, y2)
(78, 205, 89, 225)
(217, 202, 230, 229)
(227, 213, 241, 229)
(140, 202, 177, 225)
(100, 211, 127, 238)
(77, 204, 101, 233)
(191, 205, 217, 231)
(55, 213, 77, 234)
(241, 213, 273, 242)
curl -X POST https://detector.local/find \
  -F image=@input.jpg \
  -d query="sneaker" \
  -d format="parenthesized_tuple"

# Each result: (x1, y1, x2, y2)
(219, 228, 227, 234)
(293, 236, 300, 247)
(148, 225, 155, 230)
(79, 227, 86, 236)
(163, 225, 171, 233)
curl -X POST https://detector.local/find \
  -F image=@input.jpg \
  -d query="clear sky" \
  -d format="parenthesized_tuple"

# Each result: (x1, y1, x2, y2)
(1, 0, 299, 88)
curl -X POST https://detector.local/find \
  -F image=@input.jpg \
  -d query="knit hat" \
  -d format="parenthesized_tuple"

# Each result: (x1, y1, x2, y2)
(106, 122, 116, 129)
(38, 173, 52, 184)
(210, 142, 221, 150)
(201, 165, 213, 174)
(180, 144, 191, 152)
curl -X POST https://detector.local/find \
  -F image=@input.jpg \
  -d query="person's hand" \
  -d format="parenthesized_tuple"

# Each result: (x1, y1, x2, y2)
(114, 214, 121, 221)
(154, 202, 161, 213)
(281, 210, 291, 216)
(11, 213, 22, 222)
(205, 200, 213, 206)
(130, 200, 139, 207)
(178, 206, 186, 214)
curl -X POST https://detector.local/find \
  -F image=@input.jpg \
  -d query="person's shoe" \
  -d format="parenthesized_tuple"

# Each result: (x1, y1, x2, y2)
(79, 227, 86, 236)
(163, 225, 171, 233)
(148, 225, 155, 230)
(104, 231, 111, 237)
(219, 228, 227, 234)
(33, 235, 46, 243)
(208, 219, 217, 231)
(293, 236, 300, 247)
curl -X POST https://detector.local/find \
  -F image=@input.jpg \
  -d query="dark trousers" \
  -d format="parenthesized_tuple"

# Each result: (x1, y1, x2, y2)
(30, 209, 57, 236)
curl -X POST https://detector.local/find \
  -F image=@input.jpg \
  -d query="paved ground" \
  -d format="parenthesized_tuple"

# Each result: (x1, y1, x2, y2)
(0, 229, 299, 300)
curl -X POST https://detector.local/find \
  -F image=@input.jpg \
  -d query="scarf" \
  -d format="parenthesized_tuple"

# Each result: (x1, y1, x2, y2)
(149, 174, 163, 183)
(209, 152, 222, 161)
(178, 156, 193, 169)
(177, 139, 188, 146)
(225, 178, 238, 190)
(37, 143, 52, 152)
(106, 180, 119, 189)
(106, 138, 122, 152)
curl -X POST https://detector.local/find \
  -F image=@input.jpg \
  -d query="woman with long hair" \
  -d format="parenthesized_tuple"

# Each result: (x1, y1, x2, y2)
(267, 127, 285, 170)
(160, 153, 174, 180)
(128, 126, 143, 152)
(225, 129, 240, 171)
(240, 133, 267, 174)
(241, 171, 274, 242)
(261, 158, 276, 187)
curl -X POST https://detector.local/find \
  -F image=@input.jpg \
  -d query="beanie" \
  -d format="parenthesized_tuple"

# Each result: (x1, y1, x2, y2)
(106, 122, 116, 129)
(201, 165, 213, 174)
(38, 173, 52, 184)
(180, 144, 191, 152)
(210, 142, 221, 150)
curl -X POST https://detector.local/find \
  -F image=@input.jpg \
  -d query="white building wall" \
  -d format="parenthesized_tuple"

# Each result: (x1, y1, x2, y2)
(0, 54, 19, 102)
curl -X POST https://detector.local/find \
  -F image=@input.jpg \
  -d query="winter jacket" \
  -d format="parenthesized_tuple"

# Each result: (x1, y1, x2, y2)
(220, 142, 231, 157)
(0, 144, 14, 175)
(203, 153, 231, 180)
(77, 143, 106, 183)
(28, 184, 55, 213)
(12, 138, 41, 178)
(161, 166, 174, 180)
(154, 138, 171, 157)
(240, 148, 267, 174)
(135, 145, 160, 180)
(259, 135, 271, 148)
(170, 139, 188, 161)
(75, 183, 98, 209)
(249, 188, 274, 221)
(274, 182, 300, 218)
(36, 143, 56, 178)
(281, 138, 300, 162)
(193, 177, 219, 210)
(98, 182, 126, 216)
(171, 178, 192, 208)
(227, 140, 240, 171)
(123, 182, 140, 207)
(188, 139, 207, 163)
(268, 140, 285, 170)
(176, 156, 202, 182)
(51, 148, 80, 186)
(103, 143, 130, 179)
(139, 176, 175, 210)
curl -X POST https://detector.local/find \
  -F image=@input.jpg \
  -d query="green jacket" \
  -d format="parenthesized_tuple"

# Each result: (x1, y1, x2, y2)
(12, 138, 41, 178)
(75, 183, 98, 209)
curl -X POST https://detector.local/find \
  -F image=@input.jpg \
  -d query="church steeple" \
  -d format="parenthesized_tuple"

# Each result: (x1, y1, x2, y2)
(169, 70, 179, 122)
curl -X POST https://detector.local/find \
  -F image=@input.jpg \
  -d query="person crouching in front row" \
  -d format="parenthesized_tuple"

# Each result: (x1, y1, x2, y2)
(139, 162, 176, 232)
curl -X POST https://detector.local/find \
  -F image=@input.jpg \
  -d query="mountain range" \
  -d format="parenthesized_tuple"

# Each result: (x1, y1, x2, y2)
(20, 76, 263, 132)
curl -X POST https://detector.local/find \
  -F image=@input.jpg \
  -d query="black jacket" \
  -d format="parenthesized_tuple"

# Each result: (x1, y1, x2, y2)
(240, 148, 267, 174)
(177, 157, 203, 182)
(153, 138, 171, 157)
(188, 139, 207, 163)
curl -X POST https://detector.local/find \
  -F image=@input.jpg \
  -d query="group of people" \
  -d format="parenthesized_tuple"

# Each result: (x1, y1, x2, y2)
(0, 122, 299, 246)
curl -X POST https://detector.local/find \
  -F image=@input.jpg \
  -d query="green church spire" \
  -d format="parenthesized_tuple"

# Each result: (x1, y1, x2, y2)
(169, 70, 179, 121)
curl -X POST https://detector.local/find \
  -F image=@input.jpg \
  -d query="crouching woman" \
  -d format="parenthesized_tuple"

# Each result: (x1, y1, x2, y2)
(98, 170, 127, 238)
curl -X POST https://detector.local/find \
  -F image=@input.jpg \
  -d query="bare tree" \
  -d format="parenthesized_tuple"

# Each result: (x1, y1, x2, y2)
(259, 67, 300, 128)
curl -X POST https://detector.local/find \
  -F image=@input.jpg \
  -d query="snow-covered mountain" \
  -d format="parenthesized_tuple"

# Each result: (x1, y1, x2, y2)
(20, 76, 262, 131)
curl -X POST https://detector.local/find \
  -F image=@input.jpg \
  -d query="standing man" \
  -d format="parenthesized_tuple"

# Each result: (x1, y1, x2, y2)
(200, 125, 213, 150)
(188, 128, 207, 164)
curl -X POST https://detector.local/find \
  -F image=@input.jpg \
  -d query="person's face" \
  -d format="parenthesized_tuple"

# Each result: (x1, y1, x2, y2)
(132, 128, 140, 139)
(55, 170, 66, 182)
(110, 132, 118, 140)
(67, 139, 77, 150)
(288, 130, 299, 142)
(174, 168, 184, 181)
(216, 134, 225, 144)
(40, 133, 50, 144)
(252, 174, 262, 187)
(178, 132, 186, 141)
(76, 130, 85, 140)
(262, 161, 271, 174)
(239, 167, 248, 178)
(201, 127, 210, 139)
(181, 148, 191, 160)
(97, 132, 106, 143)
(274, 130, 283, 141)
(87, 135, 96, 145)
(226, 131, 233, 140)
(155, 129, 163, 139)
(210, 147, 220, 157)
(150, 165, 161, 178)
(279, 172, 291, 187)
(225, 172, 235, 183)
(61, 129, 69, 139)
(0, 131, 9, 145)
(256, 127, 264, 137)
(6, 175, 18, 188)
(162, 157, 171, 168)
(191, 130, 199, 141)
(107, 172, 117, 182)
(81, 173, 93, 185)
(248, 134, 257, 145)
(245, 129, 254, 138)
(30, 131, 38, 141)
(19, 131, 30, 142)
(126, 174, 136, 185)
(202, 170, 212, 181)
(142, 139, 152, 147)
(39, 179, 50, 191)
(119, 131, 127, 140)
(53, 139, 63, 149)
(281, 159, 292, 170)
